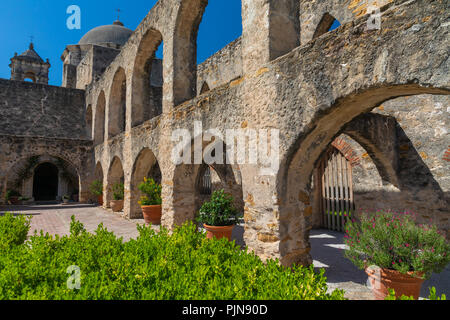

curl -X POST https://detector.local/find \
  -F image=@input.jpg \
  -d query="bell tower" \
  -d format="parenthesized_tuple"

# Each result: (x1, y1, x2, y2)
(9, 42, 51, 84)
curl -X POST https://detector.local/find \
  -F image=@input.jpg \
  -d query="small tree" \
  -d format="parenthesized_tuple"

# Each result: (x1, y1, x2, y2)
(112, 182, 124, 201)
(89, 180, 103, 196)
(138, 177, 162, 206)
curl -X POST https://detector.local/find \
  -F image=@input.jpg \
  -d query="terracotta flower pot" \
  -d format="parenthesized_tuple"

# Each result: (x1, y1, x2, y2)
(98, 195, 103, 206)
(203, 224, 234, 241)
(366, 267, 425, 300)
(142, 205, 162, 225)
(9, 196, 21, 205)
(110, 200, 124, 212)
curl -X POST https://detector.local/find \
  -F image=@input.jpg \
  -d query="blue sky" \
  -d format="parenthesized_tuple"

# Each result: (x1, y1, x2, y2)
(0, 1, 242, 86)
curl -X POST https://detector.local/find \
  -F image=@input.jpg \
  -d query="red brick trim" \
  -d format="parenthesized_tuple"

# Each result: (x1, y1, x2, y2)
(331, 137, 360, 167)
(443, 146, 450, 162)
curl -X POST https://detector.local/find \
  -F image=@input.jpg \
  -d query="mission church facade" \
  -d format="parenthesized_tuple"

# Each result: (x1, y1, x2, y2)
(0, 0, 448, 266)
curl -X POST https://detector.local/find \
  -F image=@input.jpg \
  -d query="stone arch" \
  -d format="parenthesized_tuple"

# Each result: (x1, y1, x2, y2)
(312, 13, 340, 39)
(131, 28, 164, 127)
(85, 105, 93, 139)
(6, 154, 80, 202)
(129, 148, 162, 218)
(106, 156, 124, 207)
(94, 91, 106, 145)
(279, 86, 449, 267)
(200, 81, 210, 94)
(24, 72, 36, 83)
(169, 135, 244, 227)
(94, 161, 104, 182)
(108, 67, 127, 139)
(173, 0, 208, 106)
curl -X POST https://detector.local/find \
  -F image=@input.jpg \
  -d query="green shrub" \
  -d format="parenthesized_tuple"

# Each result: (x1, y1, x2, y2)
(138, 177, 162, 206)
(89, 180, 103, 196)
(0, 213, 30, 251)
(197, 189, 241, 226)
(112, 182, 124, 201)
(344, 211, 450, 279)
(385, 287, 446, 300)
(5, 190, 21, 201)
(0, 214, 344, 300)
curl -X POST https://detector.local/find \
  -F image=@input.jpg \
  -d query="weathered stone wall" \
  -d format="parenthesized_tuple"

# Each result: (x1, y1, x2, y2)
(197, 37, 242, 95)
(0, 79, 87, 139)
(0, 135, 93, 204)
(82, 0, 449, 268)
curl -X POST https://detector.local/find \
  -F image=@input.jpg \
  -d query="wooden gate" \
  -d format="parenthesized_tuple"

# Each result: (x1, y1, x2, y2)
(317, 147, 355, 232)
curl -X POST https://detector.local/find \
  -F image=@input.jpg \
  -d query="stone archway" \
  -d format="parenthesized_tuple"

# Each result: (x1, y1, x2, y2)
(106, 156, 124, 208)
(108, 68, 127, 139)
(129, 148, 161, 218)
(33, 162, 59, 201)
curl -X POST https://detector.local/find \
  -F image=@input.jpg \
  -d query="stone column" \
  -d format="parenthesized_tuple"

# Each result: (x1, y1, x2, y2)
(241, 0, 299, 74)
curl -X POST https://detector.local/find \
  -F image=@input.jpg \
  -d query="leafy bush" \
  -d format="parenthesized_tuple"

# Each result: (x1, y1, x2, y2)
(197, 189, 242, 227)
(138, 177, 162, 206)
(0, 213, 30, 251)
(112, 182, 124, 201)
(0, 214, 344, 300)
(385, 287, 446, 300)
(344, 211, 450, 279)
(89, 180, 103, 196)
(5, 190, 21, 201)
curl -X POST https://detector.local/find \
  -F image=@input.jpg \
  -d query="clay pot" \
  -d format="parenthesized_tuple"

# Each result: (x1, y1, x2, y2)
(203, 224, 234, 241)
(366, 267, 425, 300)
(98, 195, 103, 206)
(110, 200, 124, 212)
(9, 196, 21, 205)
(142, 205, 162, 225)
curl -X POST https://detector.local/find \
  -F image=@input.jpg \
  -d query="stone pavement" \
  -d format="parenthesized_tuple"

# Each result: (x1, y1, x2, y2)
(0, 203, 149, 242)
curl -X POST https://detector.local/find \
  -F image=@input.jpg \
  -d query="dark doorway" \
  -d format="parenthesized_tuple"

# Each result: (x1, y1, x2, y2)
(33, 163, 59, 201)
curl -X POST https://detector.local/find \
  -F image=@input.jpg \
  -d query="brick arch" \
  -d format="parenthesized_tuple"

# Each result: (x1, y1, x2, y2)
(331, 137, 360, 167)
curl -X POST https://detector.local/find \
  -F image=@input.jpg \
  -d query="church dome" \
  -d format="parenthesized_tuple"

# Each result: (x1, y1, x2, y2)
(78, 20, 133, 46)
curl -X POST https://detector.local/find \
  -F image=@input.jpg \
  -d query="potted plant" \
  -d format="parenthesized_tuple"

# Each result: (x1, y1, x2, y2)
(62, 195, 70, 204)
(344, 210, 450, 300)
(110, 182, 124, 212)
(90, 180, 103, 205)
(196, 189, 241, 241)
(6, 190, 22, 205)
(138, 177, 162, 225)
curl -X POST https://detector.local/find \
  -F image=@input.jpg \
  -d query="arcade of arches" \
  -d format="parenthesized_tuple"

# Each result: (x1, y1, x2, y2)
(0, 0, 448, 267)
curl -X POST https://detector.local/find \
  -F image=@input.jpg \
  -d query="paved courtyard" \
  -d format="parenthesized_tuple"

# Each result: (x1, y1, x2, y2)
(1, 204, 448, 300)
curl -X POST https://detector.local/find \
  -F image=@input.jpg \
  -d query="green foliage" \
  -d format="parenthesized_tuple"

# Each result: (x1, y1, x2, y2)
(344, 211, 450, 279)
(197, 190, 242, 227)
(138, 177, 162, 206)
(385, 287, 447, 300)
(0, 213, 30, 251)
(5, 190, 21, 200)
(112, 182, 124, 201)
(89, 180, 103, 196)
(0, 214, 345, 300)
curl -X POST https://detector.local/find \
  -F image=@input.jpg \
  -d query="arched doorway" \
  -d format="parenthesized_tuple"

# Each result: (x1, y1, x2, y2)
(314, 146, 354, 232)
(33, 162, 59, 201)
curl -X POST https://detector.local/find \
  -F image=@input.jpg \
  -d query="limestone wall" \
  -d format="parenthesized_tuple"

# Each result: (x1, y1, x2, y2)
(0, 79, 86, 139)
